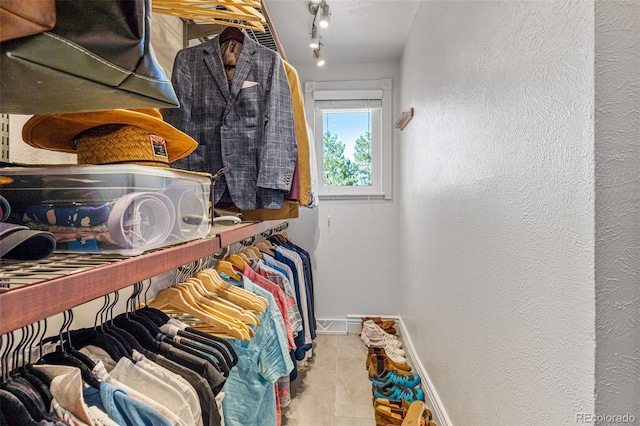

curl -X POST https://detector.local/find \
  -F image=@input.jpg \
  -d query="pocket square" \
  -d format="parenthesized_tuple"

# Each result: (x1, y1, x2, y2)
(242, 80, 259, 89)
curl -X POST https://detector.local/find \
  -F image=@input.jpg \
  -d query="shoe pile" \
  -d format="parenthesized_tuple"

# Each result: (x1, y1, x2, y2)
(374, 398, 434, 426)
(359, 318, 437, 426)
(361, 319, 411, 379)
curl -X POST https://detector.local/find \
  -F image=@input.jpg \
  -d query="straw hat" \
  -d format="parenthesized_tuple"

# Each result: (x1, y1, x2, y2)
(21, 109, 197, 166)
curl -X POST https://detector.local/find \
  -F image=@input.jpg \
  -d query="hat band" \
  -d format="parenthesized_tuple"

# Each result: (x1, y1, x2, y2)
(74, 124, 170, 168)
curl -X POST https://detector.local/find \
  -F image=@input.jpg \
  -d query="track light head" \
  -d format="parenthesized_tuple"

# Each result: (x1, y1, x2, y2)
(317, 2, 330, 29)
(313, 48, 325, 67)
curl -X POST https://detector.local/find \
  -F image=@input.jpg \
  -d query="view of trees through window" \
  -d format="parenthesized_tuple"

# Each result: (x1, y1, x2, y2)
(322, 111, 372, 186)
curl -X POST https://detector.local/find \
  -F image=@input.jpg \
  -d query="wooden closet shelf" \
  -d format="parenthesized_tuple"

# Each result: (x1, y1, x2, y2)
(0, 219, 287, 335)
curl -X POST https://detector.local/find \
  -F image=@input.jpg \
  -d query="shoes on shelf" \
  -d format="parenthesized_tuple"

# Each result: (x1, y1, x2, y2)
(373, 382, 425, 403)
(372, 369, 421, 388)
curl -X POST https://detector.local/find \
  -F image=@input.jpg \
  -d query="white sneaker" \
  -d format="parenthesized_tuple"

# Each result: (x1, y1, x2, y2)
(361, 328, 403, 349)
(363, 320, 399, 341)
(383, 346, 407, 364)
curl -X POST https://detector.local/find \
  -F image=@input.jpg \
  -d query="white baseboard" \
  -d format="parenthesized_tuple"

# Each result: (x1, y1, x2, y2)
(316, 315, 452, 426)
(396, 316, 452, 426)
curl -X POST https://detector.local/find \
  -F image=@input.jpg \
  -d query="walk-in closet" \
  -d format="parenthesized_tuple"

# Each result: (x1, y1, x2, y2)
(1, 1, 638, 425)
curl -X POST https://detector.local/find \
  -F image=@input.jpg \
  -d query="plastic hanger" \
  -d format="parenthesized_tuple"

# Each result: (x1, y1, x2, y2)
(148, 285, 251, 340)
(236, 252, 251, 264)
(255, 240, 275, 256)
(176, 279, 254, 333)
(185, 278, 260, 326)
(213, 259, 243, 282)
(38, 310, 101, 389)
(244, 246, 262, 260)
(197, 268, 267, 313)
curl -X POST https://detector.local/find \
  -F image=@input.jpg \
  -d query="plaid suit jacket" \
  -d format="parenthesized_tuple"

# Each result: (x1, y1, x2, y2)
(164, 36, 297, 210)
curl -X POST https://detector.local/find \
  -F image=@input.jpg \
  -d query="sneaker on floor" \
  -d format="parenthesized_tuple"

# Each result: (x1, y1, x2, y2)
(373, 383, 425, 403)
(372, 370, 421, 388)
(363, 320, 400, 341)
(361, 328, 403, 349)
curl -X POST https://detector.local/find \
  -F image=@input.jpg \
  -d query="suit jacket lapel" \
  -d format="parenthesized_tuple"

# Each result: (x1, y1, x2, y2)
(227, 37, 257, 105)
(203, 39, 231, 101)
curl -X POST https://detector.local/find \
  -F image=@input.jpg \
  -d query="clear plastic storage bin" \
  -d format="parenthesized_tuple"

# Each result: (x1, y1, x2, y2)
(0, 164, 212, 255)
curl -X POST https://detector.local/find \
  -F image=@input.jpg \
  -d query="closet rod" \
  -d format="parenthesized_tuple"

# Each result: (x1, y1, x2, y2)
(0, 237, 220, 336)
(0, 219, 289, 335)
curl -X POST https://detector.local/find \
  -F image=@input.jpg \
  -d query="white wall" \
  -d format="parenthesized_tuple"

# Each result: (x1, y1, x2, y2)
(287, 60, 403, 321)
(398, 1, 596, 424)
(594, 0, 640, 418)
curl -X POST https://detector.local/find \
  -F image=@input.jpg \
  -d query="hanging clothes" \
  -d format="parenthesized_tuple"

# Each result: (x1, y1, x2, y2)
(164, 33, 297, 211)
(217, 271, 294, 426)
(240, 60, 313, 220)
(0, 227, 314, 426)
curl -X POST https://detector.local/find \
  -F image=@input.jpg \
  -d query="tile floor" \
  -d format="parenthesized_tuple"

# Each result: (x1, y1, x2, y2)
(282, 333, 376, 426)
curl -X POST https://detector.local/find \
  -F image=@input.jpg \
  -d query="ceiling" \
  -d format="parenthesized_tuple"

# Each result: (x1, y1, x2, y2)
(263, 0, 420, 67)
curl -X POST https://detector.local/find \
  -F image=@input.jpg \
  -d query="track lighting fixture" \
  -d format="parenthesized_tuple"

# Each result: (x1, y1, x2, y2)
(308, 1, 330, 65)
(309, 25, 319, 49)
(313, 47, 325, 67)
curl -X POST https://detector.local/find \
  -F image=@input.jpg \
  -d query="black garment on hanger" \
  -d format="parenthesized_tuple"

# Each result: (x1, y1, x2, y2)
(61, 328, 126, 363)
(25, 364, 52, 388)
(113, 312, 228, 395)
(0, 389, 39, 426)
(135, 306, 170, 325)
(15, 368, 52, 409)
(178, 326, 238, 368)
(0, 378, 53, 424)
(104, 324, 146, 356)
(38, 347, 101, 389)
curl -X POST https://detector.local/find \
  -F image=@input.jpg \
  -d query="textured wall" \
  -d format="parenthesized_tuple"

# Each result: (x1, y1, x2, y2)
(398, 1, 595, 424)
(594, 0, 640, 418)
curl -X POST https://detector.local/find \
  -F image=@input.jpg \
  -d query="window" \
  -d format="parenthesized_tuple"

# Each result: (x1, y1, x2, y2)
(305, 79, 392, 199)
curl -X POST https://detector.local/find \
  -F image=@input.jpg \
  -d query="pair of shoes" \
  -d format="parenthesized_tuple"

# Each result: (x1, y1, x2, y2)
(374, 398, 432, 422)
(367, 346, 411, 376)
(373, 382, 425, 403)
(361, 327, 404, 350)
(374, 399, 433, 426)
(373, 369, 421, 388)
(362, 335, 407, 360)
(362, 316, 397, 334)
(362, 320, 400, 343)
(401, 401, 436, 426)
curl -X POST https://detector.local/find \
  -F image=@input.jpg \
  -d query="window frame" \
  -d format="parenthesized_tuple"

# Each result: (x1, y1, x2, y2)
(304, 79, 393, 200)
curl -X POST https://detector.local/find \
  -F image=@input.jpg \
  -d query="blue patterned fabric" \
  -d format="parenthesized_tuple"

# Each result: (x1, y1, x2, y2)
(219, 273, 293, 426)
(24, 204, 110, 227)
(83, 381, 172, 426)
